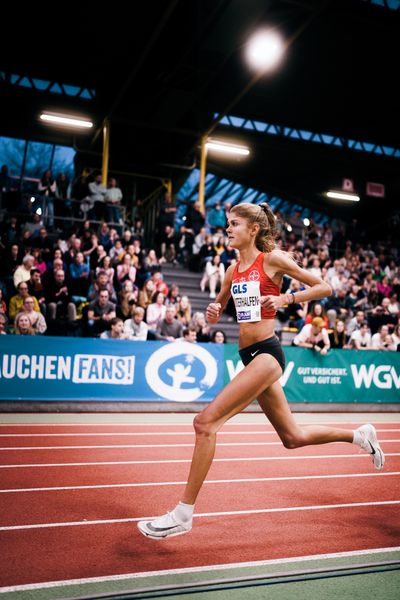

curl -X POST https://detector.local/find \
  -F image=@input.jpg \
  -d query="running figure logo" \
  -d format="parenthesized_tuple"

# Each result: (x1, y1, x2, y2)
(145, 342, 219, 402)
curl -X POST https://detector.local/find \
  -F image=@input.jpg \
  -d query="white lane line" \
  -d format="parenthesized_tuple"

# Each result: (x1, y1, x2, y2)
(1, 440, 399, 451)
(1, 453, 400, 468)
(1, 428, 399, 437)
(1, 471, 398, 493)
(1, 500, 399, 531)
(2, 547, 399, 594)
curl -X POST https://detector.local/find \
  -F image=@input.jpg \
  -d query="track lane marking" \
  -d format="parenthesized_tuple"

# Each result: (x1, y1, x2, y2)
(1, 453, 400, 468)
(1, 428, 399, 437)
(0, 471, 399, 493)
(1, 440, 399, 450)
(1, 547, 399, 593)
(1, 500, 399, 531)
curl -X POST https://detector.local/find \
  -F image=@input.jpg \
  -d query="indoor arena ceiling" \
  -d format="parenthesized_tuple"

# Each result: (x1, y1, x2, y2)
(1, 0, 399, 224)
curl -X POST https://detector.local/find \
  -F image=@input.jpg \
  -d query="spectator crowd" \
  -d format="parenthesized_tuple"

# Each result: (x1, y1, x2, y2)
(0, 166, 399, 353)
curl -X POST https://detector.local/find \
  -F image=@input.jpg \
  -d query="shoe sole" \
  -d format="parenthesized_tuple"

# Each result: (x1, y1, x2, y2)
(366, 425, 385, 470)
(137, 522, 191, 540)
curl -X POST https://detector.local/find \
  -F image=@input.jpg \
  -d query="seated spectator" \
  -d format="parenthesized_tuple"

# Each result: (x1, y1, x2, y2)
(109, 238, 125, 265)
(211, 329, 227, 344)
(377, 275, 392, 300)
(277, 280, 307, 330)
(32, 227, 53, 262)
(213, 234, 226, 257)
(45, 270, 76, 321)
(191, 311, 211, 343)
(166, 284, 181, 307)
(143, 249, 162, 275)
(371, 324, 396, 351)
(346, 310, 366, 338)
(13, 312, 35, 335)
(27, 268, 46, 317)
(151, 271, 168, 297)
(31, 248, 47, 277)
(159, 224, 177, 264)
(368, 304, 396, 335)
(100, 317, 128, 340)
(180, 326, 198, 343)
(325, 288, 349, 326)
(13, 254, 35, 289)
(293, 317, 330, 355)
(116, 253, 137, 288)
(207, 202, 226, 233)
(0, 313, 8, 335)
(86, 289, 116, 337)
(176, 295, 192, 327)
(146, 291, 166, 329)
(349, 322, 372, 350)
(9, 281, 40, 321)
(17, 296, 47, 334)
(98, 222, 112, 252)
(118, 288, 139, 320)
(391, 322, 400, 351)
(200, 254, 225, 298)
(176, 225, 194, 266)
(387, 293, 400, 317)
(138, 279, 156, 310)
(96, 255, 115, 282)
(88, 271, 116, 303)
(69, 252, 90, 300)
(220, 243, 238, 270)
(155, 305, 183, 341)
(123, 306, 149, 341)
(0, 288, 7, 315)
(305, 302, 329, 328)
(328, 320, 347, 349)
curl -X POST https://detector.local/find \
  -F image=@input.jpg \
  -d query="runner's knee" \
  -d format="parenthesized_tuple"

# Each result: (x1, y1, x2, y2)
(281, 428, 307, 449)
(193, 414, 217, 437)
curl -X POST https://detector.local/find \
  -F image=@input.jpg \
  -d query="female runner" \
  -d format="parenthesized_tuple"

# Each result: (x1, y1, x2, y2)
(138, 203, 384, 539)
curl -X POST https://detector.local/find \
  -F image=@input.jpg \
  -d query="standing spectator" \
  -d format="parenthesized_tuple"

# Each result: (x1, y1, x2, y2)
(38, 169, 56, 230)
(185, 201, 205, 235)
(55, 172, 72, 228)
(69, 252, 90, 300)
(123, 306, 149, 341)
(104, 177, 123, 226)
(157, 191, 176, 234)
(88, 173, 107, 221)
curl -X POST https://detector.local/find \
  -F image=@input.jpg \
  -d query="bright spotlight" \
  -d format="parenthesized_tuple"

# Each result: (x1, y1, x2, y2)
(286, 224, 292, 232)
(30, 196, 36, 203)
(36, 208, 42, 216)
(303, 218, 310, 227)
(246, 30, 285, 72)
(40, 112, 93, 129)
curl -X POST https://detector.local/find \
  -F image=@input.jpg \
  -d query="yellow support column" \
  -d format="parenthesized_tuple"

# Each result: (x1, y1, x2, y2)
(101, 119, 110, 186)
(198, 136, 207, 214)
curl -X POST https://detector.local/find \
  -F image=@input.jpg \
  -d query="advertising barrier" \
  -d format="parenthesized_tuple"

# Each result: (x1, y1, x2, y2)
(0, 337, 399, 404)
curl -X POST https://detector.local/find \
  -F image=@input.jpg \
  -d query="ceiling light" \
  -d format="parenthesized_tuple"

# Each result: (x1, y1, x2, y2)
(40, 112, 93, 129)
(205, 139, 250, 156)
(326, 191, 360, 202)
(303, 218, 310, 227)
(246, 30, 285, 71)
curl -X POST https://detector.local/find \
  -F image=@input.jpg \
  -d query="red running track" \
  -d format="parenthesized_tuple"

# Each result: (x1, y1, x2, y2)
(0, 422, 399, 588)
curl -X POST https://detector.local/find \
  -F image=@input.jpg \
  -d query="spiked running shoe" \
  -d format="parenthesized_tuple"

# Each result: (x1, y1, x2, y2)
(137, 511, 192, 540)
(356, 424, 385, 470)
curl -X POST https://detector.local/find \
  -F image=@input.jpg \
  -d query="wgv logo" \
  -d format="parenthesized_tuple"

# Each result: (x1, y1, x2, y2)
(145, 343, 218, 401)
(351, 364, 400, 389)
(232, 283, 247, 294)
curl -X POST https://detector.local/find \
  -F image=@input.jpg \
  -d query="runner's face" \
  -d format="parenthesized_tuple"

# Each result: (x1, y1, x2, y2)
(226, 215, 255, 250)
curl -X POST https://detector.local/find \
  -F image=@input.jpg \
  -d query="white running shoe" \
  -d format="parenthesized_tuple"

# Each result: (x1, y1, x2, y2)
(137, 511, 192, 540)
(355, 424, 385, 470)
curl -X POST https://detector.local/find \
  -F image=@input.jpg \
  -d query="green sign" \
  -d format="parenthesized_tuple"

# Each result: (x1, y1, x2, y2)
(223, 345, 400, 404)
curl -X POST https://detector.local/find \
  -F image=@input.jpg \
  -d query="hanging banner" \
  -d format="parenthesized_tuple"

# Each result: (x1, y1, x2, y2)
(0, 337, 399, 403)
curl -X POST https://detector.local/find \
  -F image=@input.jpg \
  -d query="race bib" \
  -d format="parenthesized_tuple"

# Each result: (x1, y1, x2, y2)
(231, 281, 261, 323)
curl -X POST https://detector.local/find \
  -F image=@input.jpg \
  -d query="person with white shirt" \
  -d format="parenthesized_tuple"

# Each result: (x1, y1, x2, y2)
(123, 306, 149, 340)
(371, 324, 396, 351)
(349, 322, 371, 350)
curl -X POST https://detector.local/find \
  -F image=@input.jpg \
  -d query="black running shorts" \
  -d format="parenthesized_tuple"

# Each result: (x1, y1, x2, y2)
(239, 336, 285, 372)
